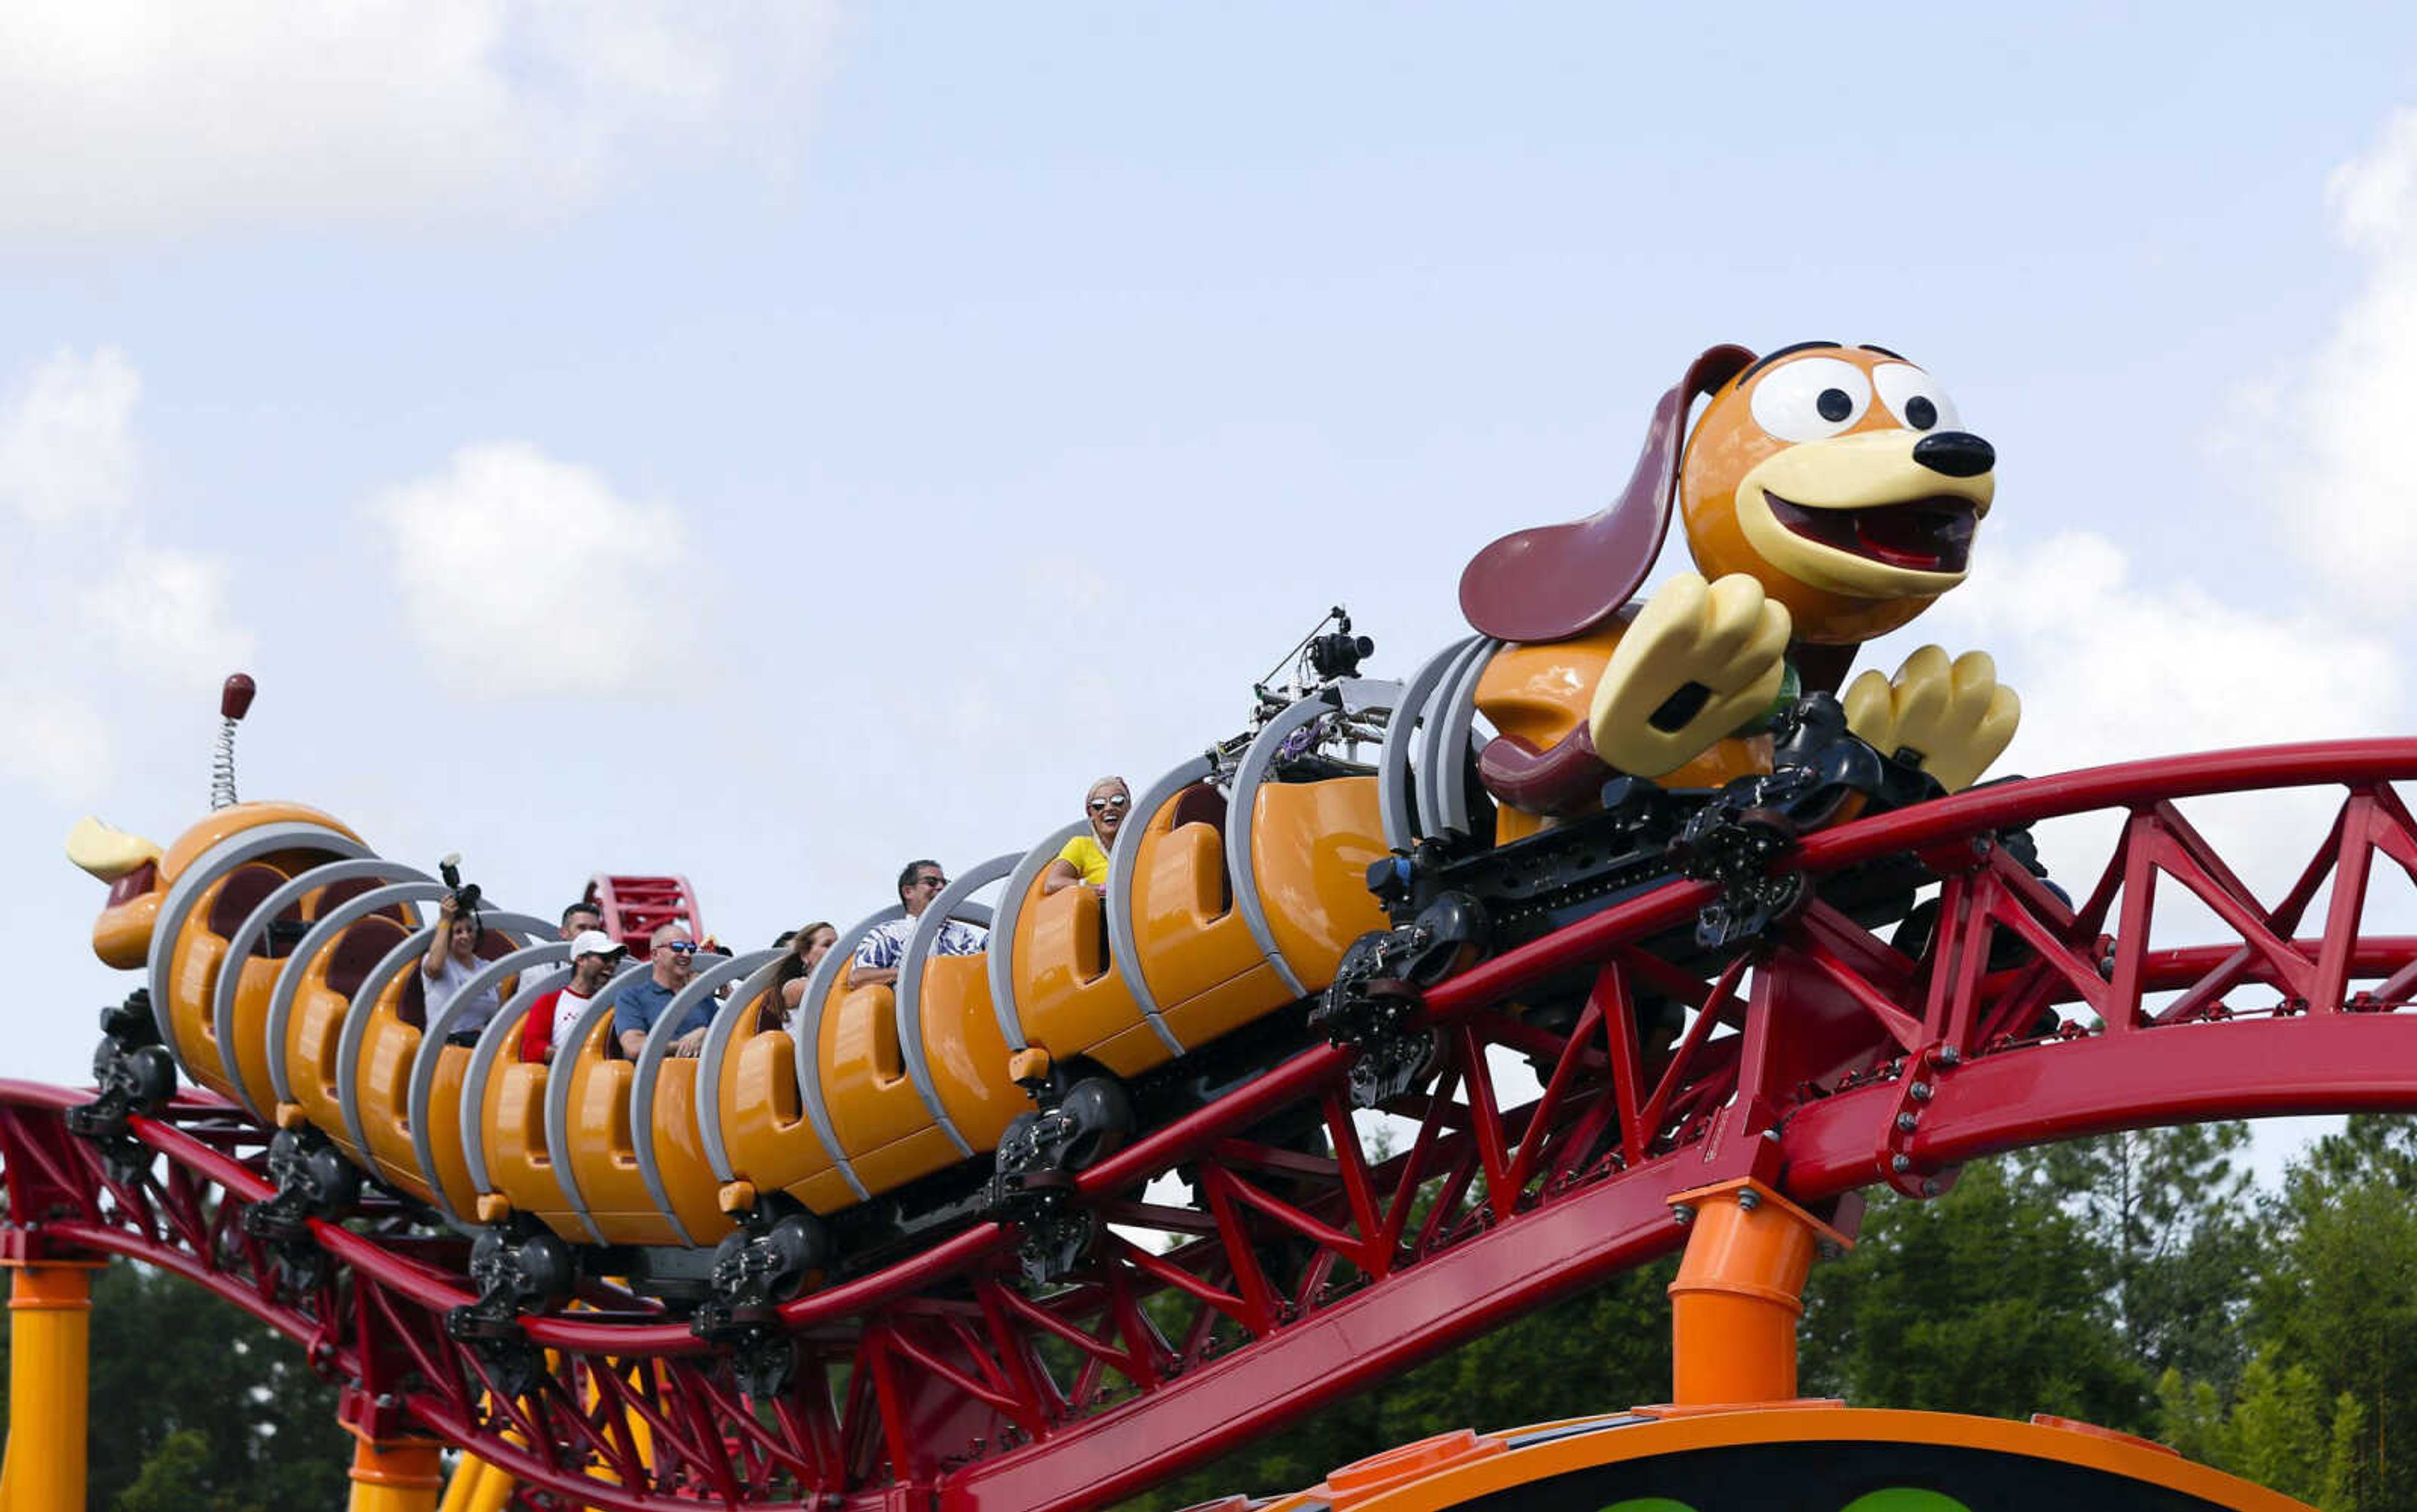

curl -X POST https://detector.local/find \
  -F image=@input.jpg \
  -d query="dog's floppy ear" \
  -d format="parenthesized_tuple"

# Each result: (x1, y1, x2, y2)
(1458, 343, 1755, 643)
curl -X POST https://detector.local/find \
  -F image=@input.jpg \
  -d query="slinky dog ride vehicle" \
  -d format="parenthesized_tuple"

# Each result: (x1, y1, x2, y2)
(64, 341, 2025, 1328)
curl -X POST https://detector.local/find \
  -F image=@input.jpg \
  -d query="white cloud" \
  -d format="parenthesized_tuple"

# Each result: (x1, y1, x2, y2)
(0, 678, 115, 803)
(2271, 106, 2417, 611)
(2328, 108, 2417, 256)
(1924, 530, 2398, 776)
(369, 440, 697, 693)
(0, 346, 256, 801)
(0, 1, 838, 239)
(80, 541, 257, 689)
(0, 347, 140, 523)
(1912, 530, 2402, 917)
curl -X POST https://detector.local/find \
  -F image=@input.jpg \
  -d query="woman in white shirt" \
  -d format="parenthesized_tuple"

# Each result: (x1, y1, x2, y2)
(422, 893, 502, 1046)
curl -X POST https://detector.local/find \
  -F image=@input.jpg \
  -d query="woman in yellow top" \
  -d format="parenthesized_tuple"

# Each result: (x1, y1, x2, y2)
(1041, 776, 1130, 896)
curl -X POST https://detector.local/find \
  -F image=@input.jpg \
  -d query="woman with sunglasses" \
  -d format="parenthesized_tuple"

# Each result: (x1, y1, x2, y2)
(1042, 776, 1132, 898)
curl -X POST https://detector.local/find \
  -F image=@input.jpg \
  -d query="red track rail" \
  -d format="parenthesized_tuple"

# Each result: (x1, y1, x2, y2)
(13, 740, 2417, 1509)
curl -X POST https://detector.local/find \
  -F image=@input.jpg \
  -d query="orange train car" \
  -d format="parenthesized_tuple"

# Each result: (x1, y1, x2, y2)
(75, 675, 1406, 1279)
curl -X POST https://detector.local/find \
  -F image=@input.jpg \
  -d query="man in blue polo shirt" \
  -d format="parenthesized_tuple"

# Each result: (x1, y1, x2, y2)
(614, 921, 709, 1058)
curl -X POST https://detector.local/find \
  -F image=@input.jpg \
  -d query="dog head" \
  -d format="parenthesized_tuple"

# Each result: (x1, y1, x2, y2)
(1460, 342, 1992, 648)
(1680, 342, 1992, 645)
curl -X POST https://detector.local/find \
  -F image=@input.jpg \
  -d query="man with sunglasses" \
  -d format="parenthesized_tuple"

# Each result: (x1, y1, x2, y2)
(845, 859, 986, 993)
(614, 921, 712, 1058)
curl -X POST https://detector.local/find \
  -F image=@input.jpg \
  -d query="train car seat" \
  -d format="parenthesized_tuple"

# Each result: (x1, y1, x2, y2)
(455, 962, 575, 1229)
(555, 986, 682, 1247)
(168, 861, 291, 1098)
(918, 947, 1027, 1157)
(353, 928, 524, 1205)
(1248, 775, 1392, 990)
(711, 983, 847, 1217)
(818, 970, 960, 1199)
(1010, 834, 1155, 1077)
(283, 913, 408, 1162)
(627, 958, 772, 1247)
(1132, 781, 1292, 1052)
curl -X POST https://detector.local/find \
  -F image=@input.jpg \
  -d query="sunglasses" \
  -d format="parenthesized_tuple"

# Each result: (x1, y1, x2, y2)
(915, 876, 948, 889)
(661, 940, 699, 955)
(1087, 794, 1131, 813)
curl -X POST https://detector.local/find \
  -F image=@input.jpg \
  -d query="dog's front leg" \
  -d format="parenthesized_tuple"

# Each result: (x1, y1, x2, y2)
(1586, 572, 1791, 779)
(1842, 645, 2020, 793)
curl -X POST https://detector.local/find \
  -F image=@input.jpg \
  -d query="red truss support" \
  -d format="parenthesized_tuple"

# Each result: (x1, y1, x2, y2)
(11, 740, 2417, 1509)
(585, 874, 704, 956)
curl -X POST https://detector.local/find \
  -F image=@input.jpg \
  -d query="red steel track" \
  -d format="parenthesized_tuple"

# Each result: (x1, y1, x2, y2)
(13, 740, 2417, 1509)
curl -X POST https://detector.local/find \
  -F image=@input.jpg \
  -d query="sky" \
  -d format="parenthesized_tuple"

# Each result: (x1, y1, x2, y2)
(5, 3, 2417, 1183)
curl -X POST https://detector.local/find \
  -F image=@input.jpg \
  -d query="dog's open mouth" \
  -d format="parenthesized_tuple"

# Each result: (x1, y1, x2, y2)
(1764, 492, 1976, 573)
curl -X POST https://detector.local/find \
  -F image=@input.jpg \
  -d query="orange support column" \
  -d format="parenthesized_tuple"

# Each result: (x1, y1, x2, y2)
(347, 1433, 444, 1512)
(2, 1255, 106, 1512)
(1664, 1178, 1849, 1407)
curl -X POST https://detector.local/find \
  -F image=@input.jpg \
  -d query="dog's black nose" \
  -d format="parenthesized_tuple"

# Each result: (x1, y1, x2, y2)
(1913, 431, 1994, 478)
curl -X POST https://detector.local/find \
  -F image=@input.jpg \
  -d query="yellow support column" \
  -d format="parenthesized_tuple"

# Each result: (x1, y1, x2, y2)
(346, 1433, 444, 1512)
(434, 1452, 482, 1512)
(3, 1254, 106, 1512)
(436, 1451, 516, 1512)
(465, 1456, 519, 1512)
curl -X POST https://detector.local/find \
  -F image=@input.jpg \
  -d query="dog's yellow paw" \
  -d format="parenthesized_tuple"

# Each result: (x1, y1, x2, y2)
(1842, 646, 2019, 793)
(1588, 572, 1791, 777)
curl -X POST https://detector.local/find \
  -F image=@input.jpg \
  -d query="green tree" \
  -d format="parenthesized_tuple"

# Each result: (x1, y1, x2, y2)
(1799, 1158, 2153, 1430)
(2241, 1115, 2417, 1511)
(2031, 1123, 2259, 1388)
(2294, 1114, 2417, 1193)
(1128, 1258, 1680, 1508)
(2159, 1355, 2363, 1510)
(84, 1262, 352, 1509)
(113, 1429, 247, 1512)
(0, 1260, 352, 1511)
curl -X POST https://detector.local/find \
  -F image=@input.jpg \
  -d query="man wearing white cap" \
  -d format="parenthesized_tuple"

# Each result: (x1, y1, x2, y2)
(517, 930, 629, 1063)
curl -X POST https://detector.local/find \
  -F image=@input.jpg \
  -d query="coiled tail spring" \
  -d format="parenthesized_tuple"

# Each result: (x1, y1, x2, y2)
(211, 674, 256, 811)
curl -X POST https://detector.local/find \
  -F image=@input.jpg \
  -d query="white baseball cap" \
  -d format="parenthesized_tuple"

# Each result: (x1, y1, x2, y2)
(571, 929, 627, 961)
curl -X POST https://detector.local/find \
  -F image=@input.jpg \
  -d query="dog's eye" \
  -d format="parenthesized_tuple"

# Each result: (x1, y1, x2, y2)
(1873, 363, 1962, 432)
(1749, 356, 1871, 443)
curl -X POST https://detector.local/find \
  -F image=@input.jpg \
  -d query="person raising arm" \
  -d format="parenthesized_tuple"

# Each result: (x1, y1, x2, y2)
(422, 894, 502, 1046)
